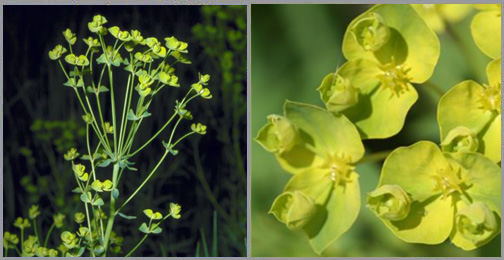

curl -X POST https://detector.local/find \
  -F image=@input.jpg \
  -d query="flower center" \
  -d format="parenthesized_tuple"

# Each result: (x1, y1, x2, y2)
(326, 154, 355, 186)
(478, 83, 501, 113)
(431, 164, 465, 198)
(377, 58, 412, 97)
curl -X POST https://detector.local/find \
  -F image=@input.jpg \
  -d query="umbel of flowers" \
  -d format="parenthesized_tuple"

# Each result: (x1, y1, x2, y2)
(255, 4, 501, 255)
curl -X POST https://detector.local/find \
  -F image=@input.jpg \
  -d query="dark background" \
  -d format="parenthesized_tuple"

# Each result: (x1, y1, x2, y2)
(4, 5, 246, 257)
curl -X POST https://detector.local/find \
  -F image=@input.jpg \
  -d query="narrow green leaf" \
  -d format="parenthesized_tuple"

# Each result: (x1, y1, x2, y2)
(117, 212, 137, 220)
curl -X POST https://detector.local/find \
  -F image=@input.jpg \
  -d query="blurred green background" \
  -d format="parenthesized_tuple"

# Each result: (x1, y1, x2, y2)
(251, 4, 499, 257)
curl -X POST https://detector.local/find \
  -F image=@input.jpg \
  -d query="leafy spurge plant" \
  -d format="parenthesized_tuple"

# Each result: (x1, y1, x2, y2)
(5, 14, 213, 257)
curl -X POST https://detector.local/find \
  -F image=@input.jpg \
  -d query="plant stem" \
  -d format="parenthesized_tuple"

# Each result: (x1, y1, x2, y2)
(32, 219, 40, 245)
(103, 163, 120, 255)
(423, 81, 444, 98)
(117, 74, 132, 154)
(115, 150, 169, 214)
(125, 234, 148, 257)
(128, 112, 177, 157)
(84, 201, 96, 257)
(359, 150, 393, 164)
(20, 228, 24, 255)
(108, 65, 118, 152)
(4, 247, 8, 257)
(43, 223, 55, 248)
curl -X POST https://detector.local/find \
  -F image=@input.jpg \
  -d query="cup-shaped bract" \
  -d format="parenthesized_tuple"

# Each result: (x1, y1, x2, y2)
(367, 184, 411, 221)
(169, 203, 181, 219)
(48, 45, 67, 60)
(3, 232, 19, 249)
(269, 191, 317, 231)
(373, 141, 501, 249)
(441, 126, 479, 153)
(438, 59, 501, 163)
(261, 101, 364, 254)
(62, 29, 76, 45)
(322, 58, 418, 139)
(343, 4, 440, 84)
(88, 15, 108, 35)
(471, 4, 501, 59)
(350, 12, 390, 52)
(255, 114, 299, 155)
(61, 231, 78, 249)
(108, 26, 131, 42)
(317, 73, 359, 113)
(452, 202, 499, 250)
(335, 4, 440, 139)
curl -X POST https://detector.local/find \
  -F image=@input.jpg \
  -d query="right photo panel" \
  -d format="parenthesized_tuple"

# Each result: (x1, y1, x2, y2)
(251, 4, 501, 257)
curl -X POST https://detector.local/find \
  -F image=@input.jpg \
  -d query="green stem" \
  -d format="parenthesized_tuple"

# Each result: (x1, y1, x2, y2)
(95, 92, 111, 150)
(86, 125, 106, 243)
(128, 112, 177, 157)
(423, 81, 444, 98)
(20, 228, 24, 255)
(32, 219, 40, 245)
(125, 213, 173, 257)
(125, 234, 148, 257)
(108, 65, 118, 153)
(115, 150, 169, 215)
(43, 223, 55, 248)
(103, 163, 120, 255)
(84, 202, 96, 257)
(359, 150, 393, 164)
(14, 246, 21, 256)
(4, 247, 7, 257)
(118, 74, 132, 154)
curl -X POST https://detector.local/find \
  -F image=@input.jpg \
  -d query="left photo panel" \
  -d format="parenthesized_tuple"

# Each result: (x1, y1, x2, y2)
(3, 5, 247, 257)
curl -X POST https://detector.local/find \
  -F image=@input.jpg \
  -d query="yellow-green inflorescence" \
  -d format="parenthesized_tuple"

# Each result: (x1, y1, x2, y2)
(41, 13, 212, 257)
(256, 101, 364, 254)
(367, 141, 500, 250)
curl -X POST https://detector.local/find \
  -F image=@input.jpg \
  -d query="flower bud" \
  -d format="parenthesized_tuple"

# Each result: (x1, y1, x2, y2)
(28, 205, 40, 220)
(48, 249, 58, 257)
(13, 217, 31, 229)
(441, 126, 479, 153)
(256, 115, 299, 154)
(53, 213, 65, 228)
(74, 212, 85, 224)
(82, 113, 94, 124)
(318, 73, 359, 113)
(48, 45, 67, 60)
(35, 246, 49, 257)
(169, 203, 182, 219)
(108, 26, 131, 41)
(3, 232, 19, 249)
(269, 191, 317, 231)
(367, 184, 411, 221)
(64, 148, 79, 161)
(350, 12, 390, 51)
(456, 202, 498, 244)
(76, 227, 89, 237)
(88, 15, 108, 35)
(62, 29, 76, 45)
(191, 123, 207, 135)
(61, 231, 78, 249)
